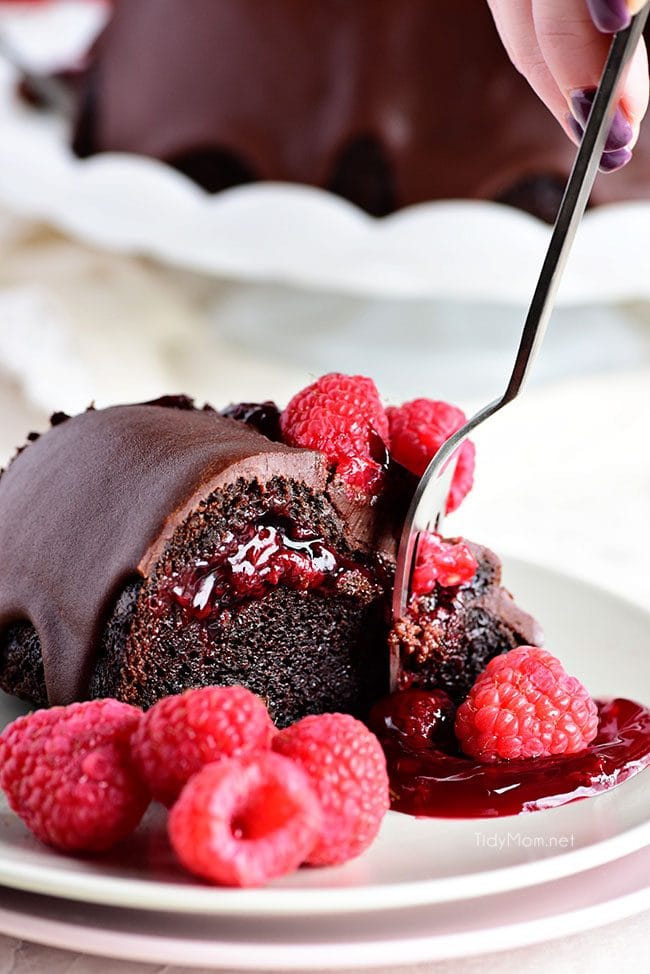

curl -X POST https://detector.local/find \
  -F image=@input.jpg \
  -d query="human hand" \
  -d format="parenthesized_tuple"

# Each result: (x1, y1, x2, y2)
(486, 0, 649, 171)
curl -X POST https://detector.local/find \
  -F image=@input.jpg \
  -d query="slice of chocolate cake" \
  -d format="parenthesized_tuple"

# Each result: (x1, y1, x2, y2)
(0, 399, 395, 725)
(0, 394, 540, 726)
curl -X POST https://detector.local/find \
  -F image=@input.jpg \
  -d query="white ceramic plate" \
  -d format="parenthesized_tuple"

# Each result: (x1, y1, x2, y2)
(3, 3, 650, 303)
(0, 557, 648, 917)
(0, 847, 647, 969)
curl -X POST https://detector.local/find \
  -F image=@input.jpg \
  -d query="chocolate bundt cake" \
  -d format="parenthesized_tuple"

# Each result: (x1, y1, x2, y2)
(70, 0, 650, 222)
(0, 398, 540, 725)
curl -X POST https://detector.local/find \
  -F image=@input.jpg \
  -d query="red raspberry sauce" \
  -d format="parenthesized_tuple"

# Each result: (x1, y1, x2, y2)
(153, 519, 376, 623)
(385, 698, 650, 818)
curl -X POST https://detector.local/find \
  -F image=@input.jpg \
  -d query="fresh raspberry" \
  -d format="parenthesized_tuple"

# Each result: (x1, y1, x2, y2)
(273, 713, 389, 866)
(411, 532, 478, 595)
(0, 700, 148, 852)
(455, 646, 599, 763)
(131, 685, 275, 807)
(386, 399, 475, 513)
(368, 689, 457, 753)
(280, 373, 389, 497)
(168, 753, 322, 887)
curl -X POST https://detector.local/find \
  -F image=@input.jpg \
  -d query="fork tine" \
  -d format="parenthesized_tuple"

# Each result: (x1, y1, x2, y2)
(389, 454, 457, 689)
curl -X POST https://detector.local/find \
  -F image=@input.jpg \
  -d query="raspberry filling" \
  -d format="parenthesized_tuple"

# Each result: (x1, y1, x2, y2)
(379, 696, 650, 818)
(369, 689, 458, 753)
(152, 518, 378, 623)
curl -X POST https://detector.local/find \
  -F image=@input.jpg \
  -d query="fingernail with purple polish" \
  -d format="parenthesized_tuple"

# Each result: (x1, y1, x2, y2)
(599, 147, 633, 172)
(570, 87, 633, 151)
(586, 0, 632, 33)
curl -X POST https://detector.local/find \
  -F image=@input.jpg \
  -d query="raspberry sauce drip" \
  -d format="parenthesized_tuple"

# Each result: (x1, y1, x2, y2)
(384, 698, 650, 818)
(153, 519, 377, 623)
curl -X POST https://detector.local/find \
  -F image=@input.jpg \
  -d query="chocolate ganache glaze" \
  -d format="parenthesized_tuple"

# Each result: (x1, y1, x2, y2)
(72, 0, 650, 220)
(0, 403, 349, 706)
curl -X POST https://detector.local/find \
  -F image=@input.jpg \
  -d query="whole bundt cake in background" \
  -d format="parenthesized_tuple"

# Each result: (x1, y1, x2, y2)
(0, 392, 540, 725)
(71, 0, 650, 222)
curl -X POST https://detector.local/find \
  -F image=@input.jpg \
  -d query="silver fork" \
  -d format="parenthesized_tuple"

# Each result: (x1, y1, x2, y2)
(390, 7, 650, 690)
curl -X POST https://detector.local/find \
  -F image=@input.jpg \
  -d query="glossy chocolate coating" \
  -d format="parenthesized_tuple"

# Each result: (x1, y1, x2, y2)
(73, 0, 650, 214)
(0, 404, 328, 705)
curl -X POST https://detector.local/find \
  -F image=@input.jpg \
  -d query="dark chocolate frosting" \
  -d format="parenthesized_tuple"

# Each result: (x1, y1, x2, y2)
(73, 0, 650, 215)
(0, 404, 331, 706)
